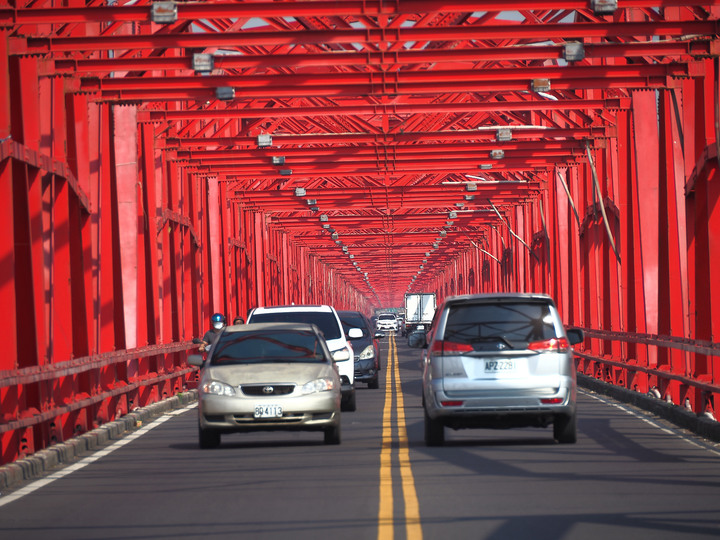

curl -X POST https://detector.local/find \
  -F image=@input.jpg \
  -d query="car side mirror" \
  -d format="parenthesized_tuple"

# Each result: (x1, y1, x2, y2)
(188, 354, 205, 367)
(407, 331, 427, 349)
(374, 332, 385, 339)
(566, 328, 584, 345)
(347, 328, 363, 339)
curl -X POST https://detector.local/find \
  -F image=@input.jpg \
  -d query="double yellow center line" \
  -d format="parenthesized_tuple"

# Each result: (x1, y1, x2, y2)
(378, 333, 422, 540)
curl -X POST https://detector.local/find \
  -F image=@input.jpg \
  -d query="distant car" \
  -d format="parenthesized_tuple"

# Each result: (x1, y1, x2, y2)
(246, 304, 357, 411)
(409, 293, 584, 446)
(338, 310, 383, 389)
(188, 322, 342, 448)
(397, 316, 407, 336)
(376, 313, 399, 333)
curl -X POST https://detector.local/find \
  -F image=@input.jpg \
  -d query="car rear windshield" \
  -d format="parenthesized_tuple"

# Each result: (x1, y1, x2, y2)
(445, 301, 557, 349)
(249, 311, 342, 340)
(210, 330, 326, 365)
(378, 314, 396, 320)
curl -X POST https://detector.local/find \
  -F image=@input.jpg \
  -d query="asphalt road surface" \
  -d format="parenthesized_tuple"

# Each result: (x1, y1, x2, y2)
(1, 335, 719, 540)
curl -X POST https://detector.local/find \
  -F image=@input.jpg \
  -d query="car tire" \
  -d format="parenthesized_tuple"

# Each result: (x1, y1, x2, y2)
(199, 427, 221, 449)
(341, 390, 357, 412)
(368, 377, 379, 389)
(553, 412, 577, 444)
(324, 423, 341, 445)
(424, 409, 444, 446)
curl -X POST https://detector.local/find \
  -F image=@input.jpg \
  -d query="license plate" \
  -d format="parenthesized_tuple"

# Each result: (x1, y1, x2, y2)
(254, 404, 283, 418)
(485, 360, 515, 372)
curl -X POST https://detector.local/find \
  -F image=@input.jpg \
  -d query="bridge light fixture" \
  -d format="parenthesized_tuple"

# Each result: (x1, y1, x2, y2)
(272, 156, 286, 165)
(294, 187, 306, 196)
(448, 211, 457, 219)
(491, 149, 505, 160)
(496, 128, 512, 142)
(192, 53, 214, 74)
(279, 169, 292, 176)
(151, 1, 178, 24)
(591, 0, 617, 14)
(257, 134, 272, 147)
(563, 42, 585, 62)
(531, 79, 551, 92)
(215, 87, 235, 101)
(466, 182, 477, 192)
(319, 214, 329, 222)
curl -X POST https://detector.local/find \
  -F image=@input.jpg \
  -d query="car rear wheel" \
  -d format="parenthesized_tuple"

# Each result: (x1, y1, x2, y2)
(324, 423, 341, 445)
(199, 427, 221, 449)
(341, 390, 357, 411)
(424, 409, 444, 446)
(553, 412, 577, 444)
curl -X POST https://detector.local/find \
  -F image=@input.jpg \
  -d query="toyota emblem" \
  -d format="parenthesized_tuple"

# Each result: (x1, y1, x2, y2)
(262, 386, 274, 394)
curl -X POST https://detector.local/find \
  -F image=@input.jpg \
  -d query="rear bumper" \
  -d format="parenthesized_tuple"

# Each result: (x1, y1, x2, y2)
(424, 379, 576, 428)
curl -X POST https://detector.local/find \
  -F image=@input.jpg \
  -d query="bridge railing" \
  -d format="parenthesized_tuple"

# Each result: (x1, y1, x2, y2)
(0, 344, 199, 465)
(575, 328, 719, 419)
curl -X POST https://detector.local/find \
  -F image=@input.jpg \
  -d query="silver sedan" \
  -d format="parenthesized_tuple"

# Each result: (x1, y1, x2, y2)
(188, 322, 343, 447)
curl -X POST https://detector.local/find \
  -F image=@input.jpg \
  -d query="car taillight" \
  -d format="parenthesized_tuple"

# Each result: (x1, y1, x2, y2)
(541, 398, 564, 404)
(528, 337, 570, 352)
(441, 400, 463, 407)
(431, 340, 474, 354)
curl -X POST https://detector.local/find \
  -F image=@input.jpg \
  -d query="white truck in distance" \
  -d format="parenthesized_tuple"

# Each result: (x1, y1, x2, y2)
(404, 293, 436, 334)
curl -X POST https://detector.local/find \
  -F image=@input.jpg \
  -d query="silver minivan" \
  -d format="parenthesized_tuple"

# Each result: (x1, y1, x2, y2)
(408, 293, 584, 446)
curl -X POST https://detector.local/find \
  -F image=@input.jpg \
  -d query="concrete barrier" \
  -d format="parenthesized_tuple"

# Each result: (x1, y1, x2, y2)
(578, 374, 720, 443)
(0, 390, 198, 493)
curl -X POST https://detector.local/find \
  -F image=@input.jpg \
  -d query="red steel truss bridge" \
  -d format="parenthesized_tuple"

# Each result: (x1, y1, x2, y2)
(0, 0, 719, 464)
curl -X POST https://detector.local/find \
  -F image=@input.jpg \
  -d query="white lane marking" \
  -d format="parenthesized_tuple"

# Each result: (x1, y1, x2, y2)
(581, 389, 720, 457)
(0, 402, 197, 507)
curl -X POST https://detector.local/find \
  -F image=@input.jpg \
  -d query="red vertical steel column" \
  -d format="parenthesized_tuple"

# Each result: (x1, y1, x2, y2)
(253, 212, 266, 306)
(552, 167, 570, 321)
(688, 58, 720, 413)
(65, 93, 92, 357)
(0, 28, 15, 367)
(219, 179, 231, 316)
(657, 89, 690, 404)
(97, 102, 125, 409)
(113, 103, 139, 410)
(569, 166, 583, 330)
(632, 91, 661, 372)
(207, 176, 222, 312)
(140, 122, 160, 345)
(603, 135, 624, 365)
(0, 28, 20, 462)
(616, 108, 638, 387)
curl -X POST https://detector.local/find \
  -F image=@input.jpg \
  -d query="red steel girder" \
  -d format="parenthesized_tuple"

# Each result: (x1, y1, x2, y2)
(79, 63, 697, 100)
(166, 127, 611, 148)
(176, 140, 598, 162)
(2, 1, 713, 25)
(141, 98, 629, 123)
(13, 21, 719, 54)
(46, 41, 719, 75)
